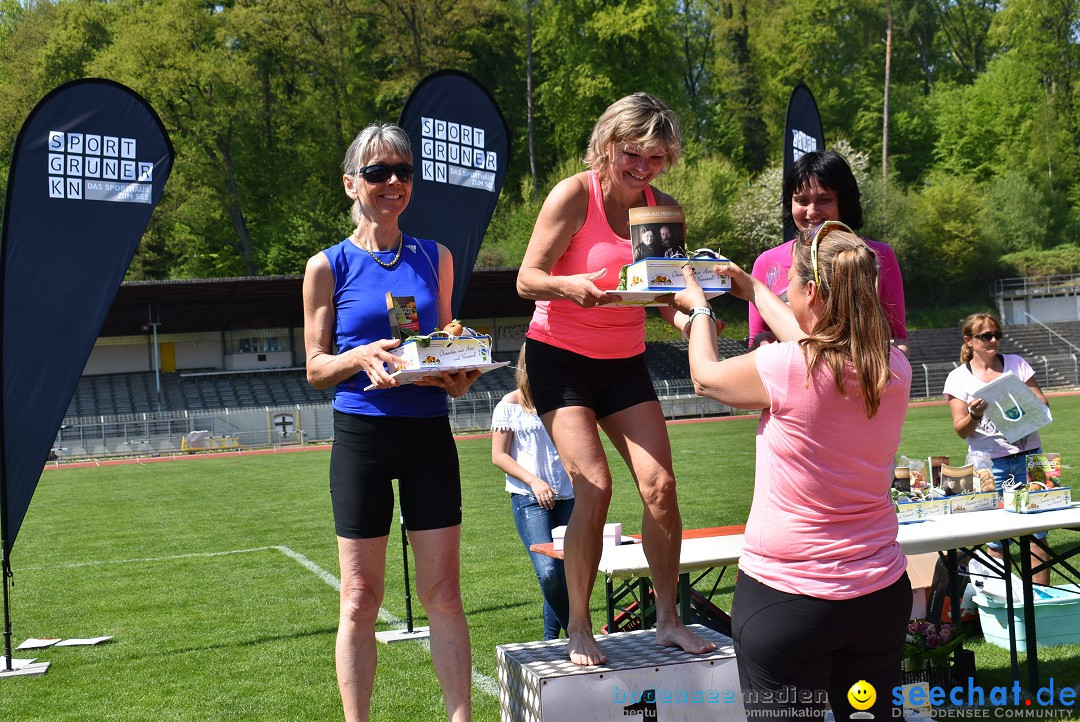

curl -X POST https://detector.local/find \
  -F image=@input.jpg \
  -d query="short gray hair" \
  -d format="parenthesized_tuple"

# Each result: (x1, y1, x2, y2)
(343, 124, 413, 225)
(343, 124, 413, 176)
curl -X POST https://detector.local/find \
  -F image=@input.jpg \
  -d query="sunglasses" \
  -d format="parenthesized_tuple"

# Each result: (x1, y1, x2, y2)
(665, 248, 724, 260)
(798, 220, 854, 286)
(972, 331, 1003, 342)
(356, 163, 413, 184)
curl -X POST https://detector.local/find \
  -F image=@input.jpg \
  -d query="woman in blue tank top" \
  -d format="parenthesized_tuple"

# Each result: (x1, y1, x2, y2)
(302, 123, 478, 722)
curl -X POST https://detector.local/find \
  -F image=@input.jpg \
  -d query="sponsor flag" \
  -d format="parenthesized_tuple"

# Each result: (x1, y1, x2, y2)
(398, 70, 510, 316)
(1, 79, 173, 561)
(782, 83, 825, 242)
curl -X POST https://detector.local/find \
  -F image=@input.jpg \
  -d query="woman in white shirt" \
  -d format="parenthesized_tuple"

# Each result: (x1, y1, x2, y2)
(943, 312, 1051, 584)
(491, 344, 576, 640)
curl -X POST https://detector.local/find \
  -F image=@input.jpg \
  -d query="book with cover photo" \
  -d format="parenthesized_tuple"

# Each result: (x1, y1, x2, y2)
(386, 292, 421, 340)
(630, 206, 686, 261)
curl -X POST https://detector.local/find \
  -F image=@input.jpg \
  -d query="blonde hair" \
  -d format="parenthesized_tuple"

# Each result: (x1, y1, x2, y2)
(960, 313, 1002, 364)
(342, 123, 413, 226)
(514, 345, 535, 413)
(583, 93, 681, 173)
(791, 230, 894, 418)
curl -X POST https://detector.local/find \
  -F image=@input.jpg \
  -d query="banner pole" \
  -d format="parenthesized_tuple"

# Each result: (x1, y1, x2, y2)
(2, 545, 11, 671)
(1, 201, 10, 671)
(1, 66, 9, 671)
(400, 513, 415, 632)
(374, 504, 429, 644)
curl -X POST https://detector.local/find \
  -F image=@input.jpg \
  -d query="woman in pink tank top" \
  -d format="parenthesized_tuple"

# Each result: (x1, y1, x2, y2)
(516, 93, 717, 667)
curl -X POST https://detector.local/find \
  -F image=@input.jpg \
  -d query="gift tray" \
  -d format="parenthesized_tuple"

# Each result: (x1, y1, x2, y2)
(363, 361, 510, 390)
(602, 289, 727, 307)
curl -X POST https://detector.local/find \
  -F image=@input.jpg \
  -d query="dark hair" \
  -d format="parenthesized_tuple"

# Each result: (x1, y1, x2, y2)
(782, 150, 864, 231)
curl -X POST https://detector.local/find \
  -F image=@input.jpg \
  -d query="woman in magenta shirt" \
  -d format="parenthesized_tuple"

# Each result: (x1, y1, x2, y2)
(676, 223, 912, 720)
(749, 150, 907, 355)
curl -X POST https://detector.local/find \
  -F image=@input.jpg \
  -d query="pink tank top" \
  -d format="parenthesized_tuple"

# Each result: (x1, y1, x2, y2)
(527, 171, 655, 359)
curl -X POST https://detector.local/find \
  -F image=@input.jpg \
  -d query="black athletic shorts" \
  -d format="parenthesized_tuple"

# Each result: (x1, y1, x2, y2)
(524, 338, 658, 419)
(733, 572, 912, 720)
(329, 411, 462, 538)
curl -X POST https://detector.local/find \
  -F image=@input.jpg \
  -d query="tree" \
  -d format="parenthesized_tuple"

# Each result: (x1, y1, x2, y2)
(930, 53, 1044, 181)
(532, 0, 683, 163)
(926, 0, 1000, 84)
(905, 171, 998, 296)
(983, 171, 1051, 252)
(713, 0, 767, 170)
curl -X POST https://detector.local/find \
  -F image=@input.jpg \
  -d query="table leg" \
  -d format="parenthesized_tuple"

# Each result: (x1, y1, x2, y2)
(1002, 540, 1021, 683)
(1019, 534, 1039, 692)
(679, 573, 691, 624)
(946, 549, 962, 628)
(606, 577, 615, 632)
(639, 579, 649, 629)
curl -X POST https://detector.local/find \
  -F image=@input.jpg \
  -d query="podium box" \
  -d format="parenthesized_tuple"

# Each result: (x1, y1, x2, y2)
(496, 625, 743, 722)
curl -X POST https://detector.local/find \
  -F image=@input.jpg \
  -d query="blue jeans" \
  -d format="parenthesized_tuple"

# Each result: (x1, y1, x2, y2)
(991, 448, 1040, 492)
(510, 493, 575, 640)
(988, 447, 1046, 549)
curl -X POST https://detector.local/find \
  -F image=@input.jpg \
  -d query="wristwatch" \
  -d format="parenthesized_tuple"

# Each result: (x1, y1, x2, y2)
(683, 306, 716, 340)
(687, 306, 716, 324)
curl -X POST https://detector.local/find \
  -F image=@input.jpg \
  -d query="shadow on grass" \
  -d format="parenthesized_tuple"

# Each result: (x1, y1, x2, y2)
(462, 600, 534, 616)
(103, 626, 339, 661)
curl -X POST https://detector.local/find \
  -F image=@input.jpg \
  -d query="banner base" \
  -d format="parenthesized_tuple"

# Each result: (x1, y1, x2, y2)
(375, 626, 430, 645)
(0, 657, 49, 677)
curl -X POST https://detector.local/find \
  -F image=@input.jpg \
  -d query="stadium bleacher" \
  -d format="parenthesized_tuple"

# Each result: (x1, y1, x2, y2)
(62, 323, 1080, 422)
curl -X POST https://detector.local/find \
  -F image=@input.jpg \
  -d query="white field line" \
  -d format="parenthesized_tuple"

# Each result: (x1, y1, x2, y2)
(22, 545, 500, 698)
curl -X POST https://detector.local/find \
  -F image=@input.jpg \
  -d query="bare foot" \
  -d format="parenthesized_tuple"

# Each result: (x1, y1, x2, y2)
(655, 622, 717, 655)
(567, 629, 608, 666)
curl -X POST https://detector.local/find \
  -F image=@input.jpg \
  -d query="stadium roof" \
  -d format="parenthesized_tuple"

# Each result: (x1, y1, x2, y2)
(100, 269, 531, 336)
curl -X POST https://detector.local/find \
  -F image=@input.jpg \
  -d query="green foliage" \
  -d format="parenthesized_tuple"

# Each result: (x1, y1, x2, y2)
(655, 154, 742, 249)
(881, 85, 939, 185)
(480, 157, 580, 268)
(1001, 244, 1080, 277)
(892, 171, 998, 299)
(1, 0, 1080, 300)
(983, 171, 1051, 253)
(726, 162, 782, 263)
(904, 300, 996, 331)
(533, 0, 683, 164)
(931, 54, 1045, 180)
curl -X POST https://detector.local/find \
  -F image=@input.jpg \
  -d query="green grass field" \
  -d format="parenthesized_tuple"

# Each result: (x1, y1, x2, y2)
(2, 396, 1080, 720)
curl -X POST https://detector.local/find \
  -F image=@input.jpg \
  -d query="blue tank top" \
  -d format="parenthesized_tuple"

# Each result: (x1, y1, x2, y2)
(323, 234, 447, 417)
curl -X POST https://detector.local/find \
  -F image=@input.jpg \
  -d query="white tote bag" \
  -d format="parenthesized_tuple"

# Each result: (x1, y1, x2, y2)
(977, 371, 1052, 443)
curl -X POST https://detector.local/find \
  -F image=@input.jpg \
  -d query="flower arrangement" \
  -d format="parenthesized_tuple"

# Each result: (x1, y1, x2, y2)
(905, 619, 966, 664)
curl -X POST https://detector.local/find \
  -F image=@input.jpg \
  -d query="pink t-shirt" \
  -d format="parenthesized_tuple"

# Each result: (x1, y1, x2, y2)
(527, 172, 654, 359)
(749, 238, 907, 346)
(739, 342, 911, 600)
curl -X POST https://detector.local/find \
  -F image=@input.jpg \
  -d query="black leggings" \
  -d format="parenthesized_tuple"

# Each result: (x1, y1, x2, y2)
(524, 338, 657, 419)
(732, 571, 912, 721)
(329, 411, 462, 538)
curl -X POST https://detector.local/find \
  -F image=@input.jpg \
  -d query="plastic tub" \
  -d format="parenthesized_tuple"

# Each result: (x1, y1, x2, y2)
(972, 584, 1080, 650)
